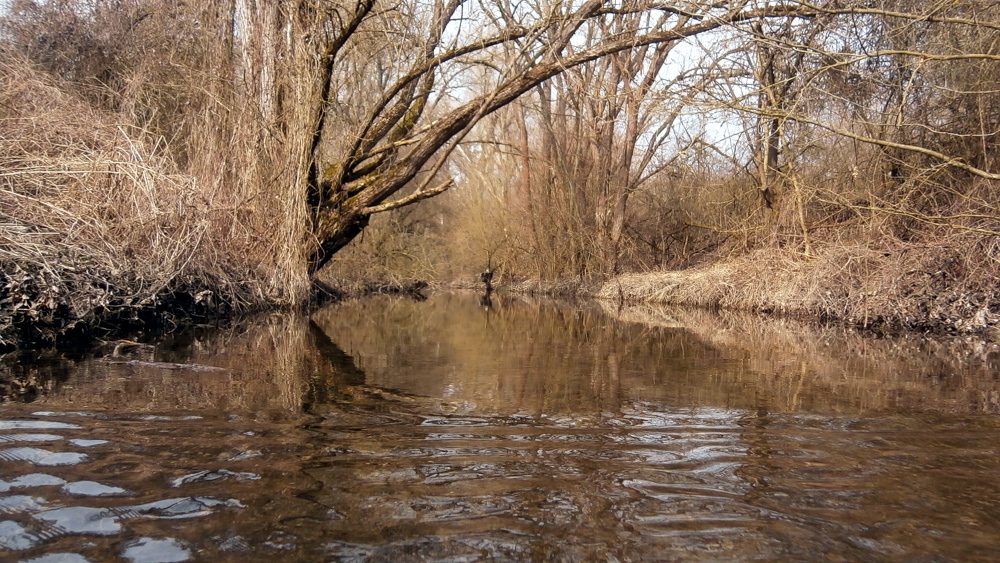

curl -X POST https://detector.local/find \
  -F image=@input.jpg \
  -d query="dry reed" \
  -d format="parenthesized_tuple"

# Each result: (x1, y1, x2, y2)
(599, 236, 1000, 334)
(0, 53, 305, 347)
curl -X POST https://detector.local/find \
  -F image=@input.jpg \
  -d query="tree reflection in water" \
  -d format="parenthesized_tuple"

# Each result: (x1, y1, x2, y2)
(1, 292, 999, 561)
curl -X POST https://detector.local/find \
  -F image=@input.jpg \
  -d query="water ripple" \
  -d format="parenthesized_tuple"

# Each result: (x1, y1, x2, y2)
(0, 421, 81, 430)
(0, 447, 87, 466)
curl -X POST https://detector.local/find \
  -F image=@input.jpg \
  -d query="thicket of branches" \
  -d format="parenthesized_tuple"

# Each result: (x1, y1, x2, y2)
(1, 0, 998, 342)
(330, 1, 1000, 300)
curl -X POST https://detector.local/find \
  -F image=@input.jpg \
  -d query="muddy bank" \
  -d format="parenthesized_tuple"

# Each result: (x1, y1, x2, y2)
(441, 276, 598, 299)
(598, 245, 1000, 338)
(0, 261, 240, 352)
(0, 266, 435, 352)
(7, 242, 1000, 352)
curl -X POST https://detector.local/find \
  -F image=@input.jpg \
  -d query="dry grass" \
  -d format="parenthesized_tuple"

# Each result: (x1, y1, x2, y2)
(0, 54, 306, 346)
(0, 57, 193, 313)
(599, 238, 1000, 334)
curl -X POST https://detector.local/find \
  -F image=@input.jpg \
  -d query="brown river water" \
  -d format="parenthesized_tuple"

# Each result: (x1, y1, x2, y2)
(1, 292, 999, 562)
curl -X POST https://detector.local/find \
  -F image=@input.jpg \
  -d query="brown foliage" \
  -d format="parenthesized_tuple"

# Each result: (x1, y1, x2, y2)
(0, 44, 305, 346)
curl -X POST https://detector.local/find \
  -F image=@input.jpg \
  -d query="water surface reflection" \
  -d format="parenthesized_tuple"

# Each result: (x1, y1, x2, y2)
(0, 293, 998, 561)
(314, 293, 1000, 415)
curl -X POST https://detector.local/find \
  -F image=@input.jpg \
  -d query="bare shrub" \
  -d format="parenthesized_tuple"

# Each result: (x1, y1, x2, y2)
(0, 54, 197, 282)
(0, 50, 307, 346)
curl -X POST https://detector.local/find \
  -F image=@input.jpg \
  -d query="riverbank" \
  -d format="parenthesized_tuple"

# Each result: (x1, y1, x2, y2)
(5, 240, 999, 351)
(0, 260, 238, 351)
(0, 268, 437, 351)
(0, 55, 302, 352)
(597, 243, 1000, 339)
(4, 50, 999, 352)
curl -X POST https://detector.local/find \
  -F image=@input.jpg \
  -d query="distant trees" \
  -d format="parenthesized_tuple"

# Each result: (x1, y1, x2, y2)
(743, 0, 1000, 249)
(291, 0, 812, 277)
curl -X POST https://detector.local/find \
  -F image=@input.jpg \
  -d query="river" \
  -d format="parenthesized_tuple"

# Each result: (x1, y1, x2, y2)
(1, 292, 999, 562)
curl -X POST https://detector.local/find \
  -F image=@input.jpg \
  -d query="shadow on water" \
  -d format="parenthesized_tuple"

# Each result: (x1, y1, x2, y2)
(0, 292, 999, 561)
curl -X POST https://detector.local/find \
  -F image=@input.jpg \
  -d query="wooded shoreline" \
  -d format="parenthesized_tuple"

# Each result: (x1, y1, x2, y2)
(4, 256, 996, 352)
(2, 1, 998, 350)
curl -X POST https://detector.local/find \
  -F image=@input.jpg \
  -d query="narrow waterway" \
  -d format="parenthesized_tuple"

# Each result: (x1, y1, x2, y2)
(1, 293, 999, 562)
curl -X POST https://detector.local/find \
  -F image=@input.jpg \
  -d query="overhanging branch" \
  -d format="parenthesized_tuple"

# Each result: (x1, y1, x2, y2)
(361, 178, 455, 215)
(764, 109, 1000, 181)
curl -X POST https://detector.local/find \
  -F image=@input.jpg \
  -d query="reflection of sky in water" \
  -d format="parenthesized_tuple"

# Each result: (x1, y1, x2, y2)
(62, 481, 128, 497)
(0, 473, 66, 492)
(0, 447, 87, 466)
(0, 433, 63, 442)
(1, 474, 125, 496)
(0, 401, 250, 561)
(0, 475, 241, 554)
(21, 553, 91, 563)
(35, 506, 122, 535)
(170, 469, 260, 488)
(0, 519, 37, 550)
(68, 439, 109, 448)
(0, 420, 81, 430)
(122, 537, 192, 563)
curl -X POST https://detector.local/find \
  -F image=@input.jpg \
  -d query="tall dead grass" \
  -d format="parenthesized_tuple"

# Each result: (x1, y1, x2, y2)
(599, 235, 1000, 333)
(0, 53, 306, 346)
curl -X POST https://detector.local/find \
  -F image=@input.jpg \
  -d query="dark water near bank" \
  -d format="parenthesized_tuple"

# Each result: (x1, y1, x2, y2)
(2, 293, 1000, 562)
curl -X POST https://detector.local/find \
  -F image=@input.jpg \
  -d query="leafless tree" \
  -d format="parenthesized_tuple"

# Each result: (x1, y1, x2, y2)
(5, 0, 999, 297)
